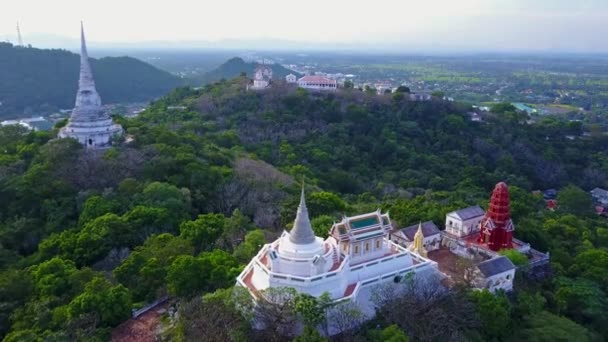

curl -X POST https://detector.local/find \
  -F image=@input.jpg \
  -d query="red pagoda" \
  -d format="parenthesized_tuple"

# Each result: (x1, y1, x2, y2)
(478, 182, 514, 251)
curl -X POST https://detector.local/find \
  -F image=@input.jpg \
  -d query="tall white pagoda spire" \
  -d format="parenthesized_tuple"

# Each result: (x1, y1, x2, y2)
(78, 22, 96, 93)
(289, 185, 316, 244)
(71, 21, 105, 123)
(57, 22, 122, 148)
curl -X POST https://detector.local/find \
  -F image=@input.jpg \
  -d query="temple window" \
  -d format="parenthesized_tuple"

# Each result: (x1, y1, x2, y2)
(375, 240, 380, 249)
(354, 245, 359, 254)
(365, 242, 370, 252)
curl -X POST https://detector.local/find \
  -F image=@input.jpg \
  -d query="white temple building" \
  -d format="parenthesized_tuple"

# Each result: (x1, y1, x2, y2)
(236, 188, 438, 303)
(58, 23, 122, 148)
(444, 206, 485, 238)
(469, 256, 516, 292)
(250, 64, 273, 90)
(297, 75, 337, 91)
(285, 74, 297, 83)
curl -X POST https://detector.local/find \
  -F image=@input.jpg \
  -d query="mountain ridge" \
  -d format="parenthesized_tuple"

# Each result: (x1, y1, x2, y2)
(0, 42, 184, 119)
(197, 57, 301, 84)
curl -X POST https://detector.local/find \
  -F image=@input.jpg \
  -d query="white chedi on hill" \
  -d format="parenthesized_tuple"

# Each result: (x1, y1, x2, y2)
(58, 23, 122, 148)
(251, 64, 273, 90)
(236, 186, 439, 302)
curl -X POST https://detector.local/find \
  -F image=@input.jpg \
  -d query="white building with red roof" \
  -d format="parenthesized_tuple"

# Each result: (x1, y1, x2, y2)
(297, 75, 337, 91)
(236, 187, 438, 303)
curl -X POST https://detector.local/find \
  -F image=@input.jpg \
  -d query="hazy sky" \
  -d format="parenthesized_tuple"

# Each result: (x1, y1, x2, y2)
(2, 0, 607, 52)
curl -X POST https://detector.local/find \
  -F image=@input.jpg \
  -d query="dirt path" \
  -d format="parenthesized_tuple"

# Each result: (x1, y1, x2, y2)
(111, 303, 169, 342)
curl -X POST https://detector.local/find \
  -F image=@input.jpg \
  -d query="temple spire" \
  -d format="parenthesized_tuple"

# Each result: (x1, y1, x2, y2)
(289, 184, 316, 244)
(410, 222, 427, 257)
(478, 182, 514, 250)
(78, 21, 96, 92)
(57, 22, 122, 147)
(70, 21, 103, 123)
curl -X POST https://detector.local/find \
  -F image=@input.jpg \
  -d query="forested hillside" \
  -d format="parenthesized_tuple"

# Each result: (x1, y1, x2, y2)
(0, 43, 183, 118)
(197, 57, 300, 84)
(0, 78, 607, 341)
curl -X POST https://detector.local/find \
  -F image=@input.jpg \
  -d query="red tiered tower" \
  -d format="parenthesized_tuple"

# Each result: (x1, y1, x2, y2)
(478, 182, 514, 251)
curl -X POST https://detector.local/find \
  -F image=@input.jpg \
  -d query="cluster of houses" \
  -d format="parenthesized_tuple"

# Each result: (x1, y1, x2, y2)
(248, 64, 435, 101)
(0, 116, 53, 131)
(248, 64, 338, 91)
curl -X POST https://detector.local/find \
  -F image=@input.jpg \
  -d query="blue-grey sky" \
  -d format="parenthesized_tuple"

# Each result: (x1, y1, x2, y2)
(1, 0, 607, 52)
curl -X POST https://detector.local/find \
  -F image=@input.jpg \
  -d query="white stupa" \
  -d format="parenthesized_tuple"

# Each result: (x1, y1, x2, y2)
(237, 186, 439, 302)
(251, 64, 272, 90)
(58, 22, 122, 148)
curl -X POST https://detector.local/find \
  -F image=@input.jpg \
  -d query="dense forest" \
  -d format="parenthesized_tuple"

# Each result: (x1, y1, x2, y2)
(0, 78, 607, 341)
(0, 43, 183, 119)
(197, 57, 300, 85)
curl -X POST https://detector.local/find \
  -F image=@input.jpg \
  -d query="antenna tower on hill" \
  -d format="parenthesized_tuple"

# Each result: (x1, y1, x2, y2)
(16, 22, 23, 46)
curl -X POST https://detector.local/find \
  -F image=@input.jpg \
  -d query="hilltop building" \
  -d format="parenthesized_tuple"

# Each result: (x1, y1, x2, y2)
(236, 181, 549, 330)
(297, 75, 337, 91)
(1, 117, 53, 131)
(285, 74, 297, 83)
(375, 82, 393, 94)
(445, 206, 485, 238)
(250, 64, 273, 90)
(58, 23, 122, 148)
(236, 187, 438, 303)
(591, 187, 608, 207)
(469, 112, 483, 122)
(436, 182, 549, 293)
(469, 256, 516, 292)
(409, 91, 433, 101)
(441, 183, 538, 258)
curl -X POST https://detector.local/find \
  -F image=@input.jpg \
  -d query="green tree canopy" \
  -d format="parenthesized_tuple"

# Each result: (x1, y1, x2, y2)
(557, 185, 593, 216)
(470, 290, 511, 340)
(307, 192, 347, 217)
(367, 324, 409, 342)
(510, 311, 594, 342)
(32, 257, 78, 298)
(233, 229, 266, 263)
(68, 277, 132, 327)
(311, 215, 335, 239)
(490, 102, 517, 114)
(166, 249, 241, 298)
(499, 249, 528, 266)
(179, 213, 226, 252)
